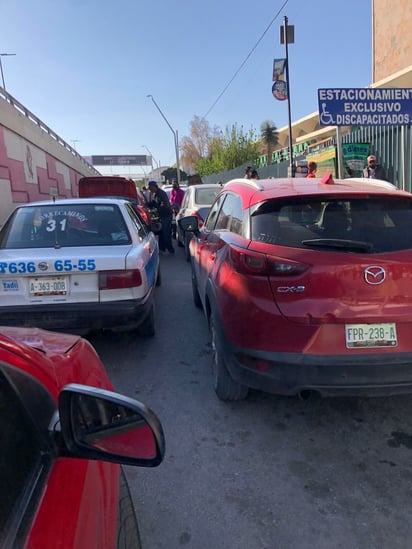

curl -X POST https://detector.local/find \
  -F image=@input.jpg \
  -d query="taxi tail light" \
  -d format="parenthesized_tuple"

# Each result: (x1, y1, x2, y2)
(99, 269, 142, 289)
(229, 246, 308, 276)
(136, 206, 151, 226)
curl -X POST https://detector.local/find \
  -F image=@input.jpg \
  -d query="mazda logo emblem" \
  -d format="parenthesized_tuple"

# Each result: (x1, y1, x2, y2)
(364, 266, 386, 285)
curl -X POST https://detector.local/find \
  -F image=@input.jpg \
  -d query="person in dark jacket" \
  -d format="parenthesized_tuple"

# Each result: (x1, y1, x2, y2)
(362, 155, 388, 181)
(147, 180, 174, 254)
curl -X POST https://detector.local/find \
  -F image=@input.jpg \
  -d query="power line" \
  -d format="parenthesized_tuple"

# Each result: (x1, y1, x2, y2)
(203, 0, 290, 118)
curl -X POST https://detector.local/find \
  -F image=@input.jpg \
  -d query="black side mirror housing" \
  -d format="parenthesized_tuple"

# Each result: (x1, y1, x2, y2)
(178, 215, 200, 234)
(58, 384, 165, 467)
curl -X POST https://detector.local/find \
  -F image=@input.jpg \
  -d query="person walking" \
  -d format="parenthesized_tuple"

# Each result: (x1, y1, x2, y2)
(169, 179, 185, 239)
(169, 179, 185, 209)
(362, 155, 388, 181)
(147, 180, 175, 254)
(306, 161, 317, 178)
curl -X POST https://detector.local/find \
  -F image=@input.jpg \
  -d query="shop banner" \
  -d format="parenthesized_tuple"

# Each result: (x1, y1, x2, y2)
(273, 59, 286, 81)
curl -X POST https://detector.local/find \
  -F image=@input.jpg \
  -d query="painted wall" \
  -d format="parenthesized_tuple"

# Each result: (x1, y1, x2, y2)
(373, 0, 412, 82)
(0, 92, 99, 225)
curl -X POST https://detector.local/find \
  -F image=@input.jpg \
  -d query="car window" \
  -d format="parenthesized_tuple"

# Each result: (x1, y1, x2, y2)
(251, 196, 412, 252)
(204, 194, 226, 231)
(0, 204, 132, 249)
(214, 193, 243, 234)
(0, 370, 44, 542)
(181, 191, 189, 208)
(194, 187, 220, 205)
(125, 203, 149, 239)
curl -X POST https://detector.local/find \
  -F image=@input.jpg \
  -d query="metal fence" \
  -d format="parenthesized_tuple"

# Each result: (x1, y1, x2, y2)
(342, 125, 412, 191)
(202, 125, 412, 191)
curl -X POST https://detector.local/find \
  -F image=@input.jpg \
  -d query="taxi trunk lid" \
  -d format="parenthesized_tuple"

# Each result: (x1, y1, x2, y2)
(0, 247, 129, 305)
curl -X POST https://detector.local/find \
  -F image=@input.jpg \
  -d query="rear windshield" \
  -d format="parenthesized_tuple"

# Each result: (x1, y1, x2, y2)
(251, 196, 412, 253)
(194, 187, 220, 205)
(0, 204, 132, 249)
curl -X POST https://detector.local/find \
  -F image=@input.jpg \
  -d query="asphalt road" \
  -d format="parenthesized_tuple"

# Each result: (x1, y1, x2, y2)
(88, 246, 412, 549)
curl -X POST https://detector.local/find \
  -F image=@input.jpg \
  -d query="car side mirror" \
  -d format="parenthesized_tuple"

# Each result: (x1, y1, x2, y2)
(58, 384, 165, 467)
(178, 215, 199, 233)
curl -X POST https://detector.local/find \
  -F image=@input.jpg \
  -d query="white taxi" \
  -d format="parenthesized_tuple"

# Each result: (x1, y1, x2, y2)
(0, 198, 160, 336)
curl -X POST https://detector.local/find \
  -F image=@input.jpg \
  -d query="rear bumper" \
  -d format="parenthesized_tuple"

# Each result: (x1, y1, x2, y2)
(226, 345, 412, 397)
(0, 297, 153, 335)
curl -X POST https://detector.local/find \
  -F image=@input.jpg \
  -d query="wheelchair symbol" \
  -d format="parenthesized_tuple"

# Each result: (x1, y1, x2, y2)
(320, 103, 335, 125)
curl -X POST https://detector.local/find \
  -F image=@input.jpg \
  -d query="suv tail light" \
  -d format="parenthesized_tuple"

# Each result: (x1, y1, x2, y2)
(229, 246, 308, 276)
(99, 270, 142, 289)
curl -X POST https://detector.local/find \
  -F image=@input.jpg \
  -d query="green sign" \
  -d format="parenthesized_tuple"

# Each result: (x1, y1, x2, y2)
(342, 143, 369, 177)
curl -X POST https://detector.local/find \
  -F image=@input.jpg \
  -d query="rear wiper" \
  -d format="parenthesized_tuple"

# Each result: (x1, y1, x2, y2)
(302, 238, 373, 252)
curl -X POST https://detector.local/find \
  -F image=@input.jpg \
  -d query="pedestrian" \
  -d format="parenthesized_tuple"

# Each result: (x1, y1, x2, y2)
(147, 180, 175, 254)
(169, 179, 185, 239)
(245, 166, 253, 179)
(169, 179, 185, 209)
(306, 161, 317, 178)
(251, 169, 259, 179)
(362, 154, 388, 181)
(141, 185, 151, 203)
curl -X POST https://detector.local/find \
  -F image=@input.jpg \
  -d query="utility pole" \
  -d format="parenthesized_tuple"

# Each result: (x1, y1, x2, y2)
(280, 17, 295, 177)
(147, 95, 181, 185)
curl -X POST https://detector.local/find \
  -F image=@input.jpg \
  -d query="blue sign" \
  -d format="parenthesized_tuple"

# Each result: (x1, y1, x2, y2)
(318, 88, 412, 126)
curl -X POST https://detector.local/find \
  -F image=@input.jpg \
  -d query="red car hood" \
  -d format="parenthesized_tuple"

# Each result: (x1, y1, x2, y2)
(0, 327, 113, 398)
(0, 326, 81, 355)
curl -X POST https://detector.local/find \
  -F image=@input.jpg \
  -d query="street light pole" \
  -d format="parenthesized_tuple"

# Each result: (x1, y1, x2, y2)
(280, 17, 294, 177)
(146, 94, 181, 185)
(142, 145, 159, 169)
(0, 53, 16, 91)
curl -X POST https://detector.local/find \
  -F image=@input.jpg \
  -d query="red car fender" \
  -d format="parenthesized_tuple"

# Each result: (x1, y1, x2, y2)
(25, 459, 120, 549)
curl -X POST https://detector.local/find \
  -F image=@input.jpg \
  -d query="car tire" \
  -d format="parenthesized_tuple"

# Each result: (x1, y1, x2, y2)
(156, 266, 162, 287)
(117, 467, 142, 549)
(138, 302, 155, 337)
(191, 268, 202, 309)
(210, 312, 248, 401)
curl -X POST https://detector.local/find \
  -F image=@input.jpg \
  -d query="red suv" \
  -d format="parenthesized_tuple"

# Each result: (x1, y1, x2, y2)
(179, 175, 412, 400)
(78, 176, 161, 233)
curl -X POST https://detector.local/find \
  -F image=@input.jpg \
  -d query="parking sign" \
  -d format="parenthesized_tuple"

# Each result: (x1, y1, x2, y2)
(318, 88, 412, 126)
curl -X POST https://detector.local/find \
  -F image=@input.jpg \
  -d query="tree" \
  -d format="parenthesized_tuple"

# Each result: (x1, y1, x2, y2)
(180, 116, 220, 173)
(195, 124, 260, 176)
(260, 120, 279, 165)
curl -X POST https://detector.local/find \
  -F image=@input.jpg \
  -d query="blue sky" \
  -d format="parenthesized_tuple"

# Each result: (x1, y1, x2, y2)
(1, 0, 372, 176)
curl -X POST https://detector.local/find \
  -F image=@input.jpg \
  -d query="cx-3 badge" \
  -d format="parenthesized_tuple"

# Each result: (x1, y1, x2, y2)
(364, 266, 386, 285)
